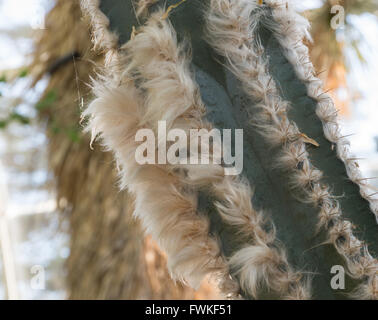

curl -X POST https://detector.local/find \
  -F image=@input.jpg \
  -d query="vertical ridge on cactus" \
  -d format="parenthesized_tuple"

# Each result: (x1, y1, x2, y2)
(81, 0, 377, 299)
(205, 0, 377, 299)
(82, 9, 241, 297)
(266, 0, 378, 225)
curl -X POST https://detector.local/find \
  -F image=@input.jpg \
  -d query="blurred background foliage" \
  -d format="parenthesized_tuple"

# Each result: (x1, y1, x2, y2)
(0, 0, 377, 299)
(308, 0, 378, 116)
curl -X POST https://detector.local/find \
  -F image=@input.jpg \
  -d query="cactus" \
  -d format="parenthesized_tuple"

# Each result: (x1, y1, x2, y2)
(81, 0, 377, 299)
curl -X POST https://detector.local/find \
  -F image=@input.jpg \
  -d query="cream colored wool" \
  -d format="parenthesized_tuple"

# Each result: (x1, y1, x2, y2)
(132, 7, 312, 299)
(129, 7, 311, 299)
(84, 68, 230, 291)
(83, 0, 309, 299)
(118, 10, 308, 299)
(83, 8, 240, 297)
(206, 0, 377, 299)
(80, 0, 121, 79)
(228, 245, 310, 300)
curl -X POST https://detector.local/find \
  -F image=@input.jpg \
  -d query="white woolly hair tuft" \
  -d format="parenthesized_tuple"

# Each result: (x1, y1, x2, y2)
(209, 175, 311, 299)
(82, 0, 311, 299)
(83, 9, 240, 296)
(229, 245, 309, 300)
(80, 0, 120, 71)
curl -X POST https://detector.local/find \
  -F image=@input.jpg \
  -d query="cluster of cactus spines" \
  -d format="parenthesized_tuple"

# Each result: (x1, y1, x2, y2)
(267, 0, 378, 225)
(266, 0, 377, 299)
(81, 0, 377, 299)
(206, 0, 377, 299)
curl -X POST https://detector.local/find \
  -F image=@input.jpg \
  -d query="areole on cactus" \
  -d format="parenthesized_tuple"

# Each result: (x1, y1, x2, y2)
(81, 0, 378, 299)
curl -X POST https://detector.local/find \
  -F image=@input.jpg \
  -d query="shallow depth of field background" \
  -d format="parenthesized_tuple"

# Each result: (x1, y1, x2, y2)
(0, 0, 377, 299)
